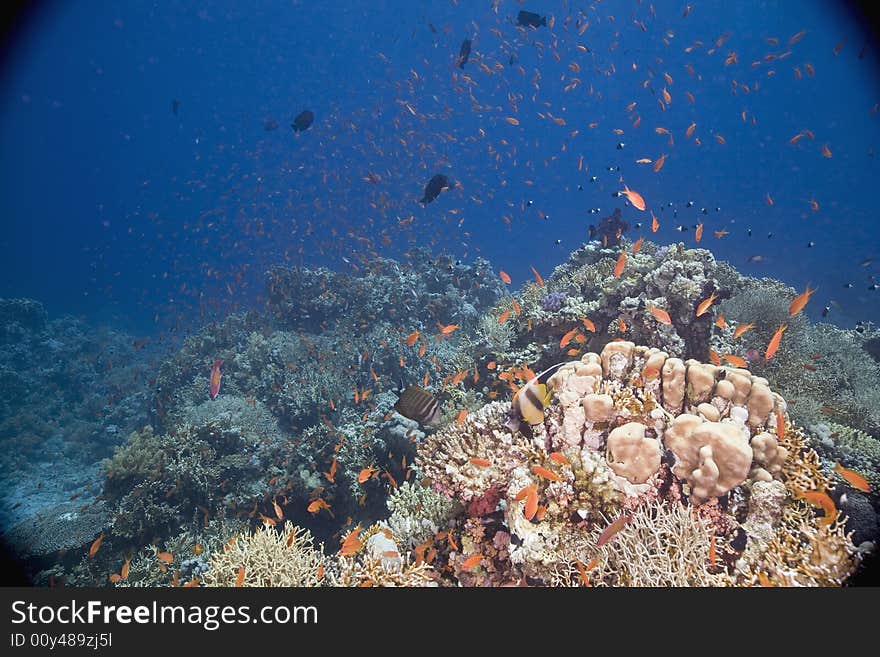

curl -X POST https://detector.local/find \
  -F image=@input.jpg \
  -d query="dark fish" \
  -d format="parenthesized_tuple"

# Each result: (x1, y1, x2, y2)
(420, 174, 449, 205)
(172, 99, 180, 116)
(264, 119, 279, 131)
(517, 10, 547, 28)
(291, 109, 314, 132)
(457, 39, 472, 68)
(394, 386, 441, 425)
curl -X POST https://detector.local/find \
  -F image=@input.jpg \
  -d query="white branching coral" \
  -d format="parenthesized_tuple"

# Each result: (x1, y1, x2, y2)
(202, 522, 325, 587)
(387, 481, 458, 548)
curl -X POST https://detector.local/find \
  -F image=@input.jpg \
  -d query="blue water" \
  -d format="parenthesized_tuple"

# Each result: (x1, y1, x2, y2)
(1, 0, 878, 334)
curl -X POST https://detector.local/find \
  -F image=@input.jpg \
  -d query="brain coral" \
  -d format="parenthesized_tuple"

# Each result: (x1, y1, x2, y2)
(414, 341, 860, 586)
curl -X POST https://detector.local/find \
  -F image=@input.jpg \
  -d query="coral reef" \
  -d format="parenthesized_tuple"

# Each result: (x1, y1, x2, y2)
(412, 342, 861, 586)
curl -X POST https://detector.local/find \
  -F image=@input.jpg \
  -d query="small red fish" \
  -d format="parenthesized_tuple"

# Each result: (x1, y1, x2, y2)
(340, 526, 363, 556)
(597, 514, 632, 547)
(648, 303, 672, 325)
(499, 270, 512, 284)
(461, 554, 484, 571)
(613, 251, 627, 278)
(514, 485, 539, 521)
(765, 324, 787, 360)
(89, 533, 104, 557)
(469, 457, 491, 467)
(209, 359, 223, 400)
(530, 266, 545, 287)
(531, 465, 563, 482)
(835, 463, 871, 492)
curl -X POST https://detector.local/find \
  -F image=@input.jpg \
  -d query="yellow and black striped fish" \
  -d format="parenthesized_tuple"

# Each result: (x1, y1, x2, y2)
(394, 386, 441, 426)
(505, 362, 566, 433)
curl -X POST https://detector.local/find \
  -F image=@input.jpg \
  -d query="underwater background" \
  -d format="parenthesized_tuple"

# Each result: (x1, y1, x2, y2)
(0, 0, 878, 586)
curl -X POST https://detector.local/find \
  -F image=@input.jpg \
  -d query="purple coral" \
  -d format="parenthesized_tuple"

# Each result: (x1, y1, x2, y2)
(540, 291, 567, 312)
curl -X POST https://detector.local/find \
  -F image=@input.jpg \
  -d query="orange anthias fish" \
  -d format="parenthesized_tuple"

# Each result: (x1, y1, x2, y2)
(307, 498, 332, 515)
(597, 513, 633, 547)
(514, 485, 539, 520)
(436, 322, 459, 336)
(722, 353, 749, 368)
(530, 266, 545, 287)
(575, 558, 599, 586)
(651, 212, 659, 232)
(776, 409, 787, 441)
(455, 409, 468, 425)
(236, 566, 246, 587)
(648, 303, 672, 325)
(695, 223, 704, 243)
(89, 532, 104, 557)
(531, 465, 563, 482)
(499, 270, 512, 284)
(696, 292, 718, 317)
(548, 452, 568, 464)
(156, 551, 174, 564)
(498, 310, 511, 324)
(560, 327, 579, 348)
(620, 185, 646, 211)
(613, 251, 627, 278)
(358, 466, 378, 483)
(798, 490, 838, 526)
(632, 236, 644, 254)
(461, 554, 484, 571)
(732, 323, 755, 339)
(469, 457, 491, 467)
(765, 324, 787, 360)
(340, 526, 363, 556)
(707, 348, 722, 366)
(714, 313, 727, 329)
(789, 285, 817, 316)
(209, 359, 223, 400)
(582, 317, 596, 332)
(835, 463, 871, 492)
(406, 330, 420, 346)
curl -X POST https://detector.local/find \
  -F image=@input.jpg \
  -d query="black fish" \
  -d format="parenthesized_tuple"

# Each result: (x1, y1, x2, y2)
(172, 99, 180, 115)
(420, 174, 449, 205)
(291, 109, 314, 132)
(457, 39, 472, 68)
(517, 10, 547, 28)
(394, 386, 441, 425)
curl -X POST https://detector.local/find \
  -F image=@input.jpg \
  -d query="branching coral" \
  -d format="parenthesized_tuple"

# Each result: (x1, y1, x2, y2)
(386, 481, 459, 548)
(560, 502, 719, 587)
(202, 522, 325, 587)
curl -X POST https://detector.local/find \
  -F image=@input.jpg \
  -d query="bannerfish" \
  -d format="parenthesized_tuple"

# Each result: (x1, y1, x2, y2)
(291, 109, 314, 132)
(517, 10, 547, 28)
(394, 386, 441, 426)
(457, 39, 472, 68)
(209, 360, 223, 400)
(420, 174, 449, 205)
(504, 362, 567, 434)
